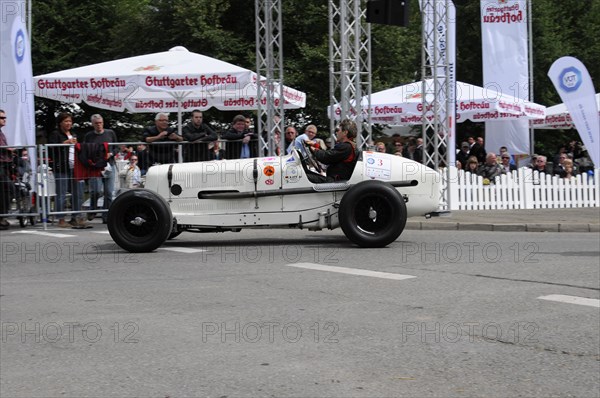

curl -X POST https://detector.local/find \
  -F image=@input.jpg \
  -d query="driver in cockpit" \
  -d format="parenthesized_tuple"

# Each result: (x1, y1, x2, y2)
(307, 119, 358, 182)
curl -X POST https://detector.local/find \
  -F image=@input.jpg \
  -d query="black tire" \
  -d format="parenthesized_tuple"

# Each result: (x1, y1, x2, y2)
(339, 180, 407, 248)
(168, 231, 182, 240)
(108, 189, 173, 253)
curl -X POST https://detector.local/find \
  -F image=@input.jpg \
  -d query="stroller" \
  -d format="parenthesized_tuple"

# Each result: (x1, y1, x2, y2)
(12, 177, 36, 227)
(8, 157, 37, 227)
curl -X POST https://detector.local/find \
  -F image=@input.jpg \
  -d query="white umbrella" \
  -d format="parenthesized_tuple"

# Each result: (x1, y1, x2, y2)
(330, 79, 545, 124)
(531, 93, 600, 129)
(34, 46, 306, 114)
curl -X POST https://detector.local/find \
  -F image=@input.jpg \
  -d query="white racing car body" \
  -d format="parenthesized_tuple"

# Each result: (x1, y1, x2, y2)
(108, 150, 440, 252)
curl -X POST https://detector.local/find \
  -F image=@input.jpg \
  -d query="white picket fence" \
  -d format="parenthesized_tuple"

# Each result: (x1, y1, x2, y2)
(443, 167, 599, 210)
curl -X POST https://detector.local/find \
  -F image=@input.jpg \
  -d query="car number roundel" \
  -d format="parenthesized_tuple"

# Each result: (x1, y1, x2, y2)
(263, 165, 275, 176)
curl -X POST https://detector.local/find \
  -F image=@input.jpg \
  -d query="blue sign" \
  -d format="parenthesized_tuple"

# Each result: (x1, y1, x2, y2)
(14, 29, 25, 64)
(558, 66, 582, 93)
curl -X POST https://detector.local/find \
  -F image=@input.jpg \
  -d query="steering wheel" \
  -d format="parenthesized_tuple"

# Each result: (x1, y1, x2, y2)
(302, 140, 325, 175)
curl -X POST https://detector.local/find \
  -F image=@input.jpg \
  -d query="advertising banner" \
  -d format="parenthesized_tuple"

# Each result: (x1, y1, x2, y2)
(0, 0, 36, 146)
(34, 47, 306, 113)
(548, 57, 599, 167)
(329, 80, 545, 125)
(481, 0, 529, 158)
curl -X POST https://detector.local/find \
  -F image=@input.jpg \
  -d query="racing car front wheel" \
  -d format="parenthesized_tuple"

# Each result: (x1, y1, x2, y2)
(339, 180, 407, 248)
(108, 189, 173, 253)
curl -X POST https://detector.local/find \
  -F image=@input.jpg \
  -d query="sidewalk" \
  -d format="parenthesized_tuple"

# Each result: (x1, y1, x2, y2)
(407, 207, 600, 233)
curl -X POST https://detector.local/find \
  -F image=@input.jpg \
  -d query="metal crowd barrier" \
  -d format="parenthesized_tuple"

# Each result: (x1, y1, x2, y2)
(0, 145, 38, 227)
(30, 138, 258, 228)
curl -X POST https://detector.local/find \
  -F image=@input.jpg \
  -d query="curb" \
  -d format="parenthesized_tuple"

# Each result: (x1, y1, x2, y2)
(405, 221, 598, 233)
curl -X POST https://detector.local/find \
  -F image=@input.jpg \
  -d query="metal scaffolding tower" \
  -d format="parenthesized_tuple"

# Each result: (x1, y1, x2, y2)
(421, 0, 453, 210)
(328, 0, 372, 149)
(255, 0, 285, 156)
(420, 0, 451, 169)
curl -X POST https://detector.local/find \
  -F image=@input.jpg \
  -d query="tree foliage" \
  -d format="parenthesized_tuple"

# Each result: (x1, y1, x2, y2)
(31, 0, 599, 154)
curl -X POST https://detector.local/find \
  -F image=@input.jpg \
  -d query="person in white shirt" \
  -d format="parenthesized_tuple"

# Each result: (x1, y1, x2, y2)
(293, 124, 319, 156)
(119, 156, 142, 188)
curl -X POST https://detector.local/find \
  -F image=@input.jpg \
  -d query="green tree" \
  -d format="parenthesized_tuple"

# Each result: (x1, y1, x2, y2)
(30, 0, 599, 153)
(32, 0, 130, 136)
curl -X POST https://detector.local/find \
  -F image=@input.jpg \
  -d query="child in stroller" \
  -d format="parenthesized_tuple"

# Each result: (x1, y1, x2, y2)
(0, 149, 36, 229)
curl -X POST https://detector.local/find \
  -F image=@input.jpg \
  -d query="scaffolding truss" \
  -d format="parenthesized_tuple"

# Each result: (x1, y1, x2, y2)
(328, 0, 372, 149)
(255, 0, 285, 156)
(421, 0, 453, 210)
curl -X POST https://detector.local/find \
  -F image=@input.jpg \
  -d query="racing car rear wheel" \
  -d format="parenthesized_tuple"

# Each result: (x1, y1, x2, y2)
(108, 189, 173, 253)
(339, 180, 407, 248)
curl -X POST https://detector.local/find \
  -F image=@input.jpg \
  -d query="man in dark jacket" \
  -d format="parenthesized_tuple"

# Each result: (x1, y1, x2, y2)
(135, 144, 152, 175)
(222, 114, 258, 159)
(182, 110, 217, 162)
(456, 141, 471, 170)
(142, 113, 183, 164)
(414, 137, 424, 164)
(468, 136, 487, 164)
(84, 114, 117, 223)
(310, 119, 358, 182)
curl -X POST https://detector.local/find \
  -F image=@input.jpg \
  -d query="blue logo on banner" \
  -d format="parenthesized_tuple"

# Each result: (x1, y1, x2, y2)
(559, 66, 582, 93)
(15, 29, 25, 64)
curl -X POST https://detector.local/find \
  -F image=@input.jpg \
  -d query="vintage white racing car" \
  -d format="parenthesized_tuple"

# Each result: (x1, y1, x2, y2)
(107, 147, 441, 252)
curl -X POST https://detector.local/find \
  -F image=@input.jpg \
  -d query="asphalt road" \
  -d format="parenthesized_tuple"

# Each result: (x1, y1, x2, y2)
(1, 226, 599, 397)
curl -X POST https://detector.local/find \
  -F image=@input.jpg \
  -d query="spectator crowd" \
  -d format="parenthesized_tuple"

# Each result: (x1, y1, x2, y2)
(1, 106, 596, 229)
(452, 136, 594, 184)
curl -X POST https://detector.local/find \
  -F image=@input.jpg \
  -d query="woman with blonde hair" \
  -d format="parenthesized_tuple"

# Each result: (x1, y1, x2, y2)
(560, 159, 576, 179)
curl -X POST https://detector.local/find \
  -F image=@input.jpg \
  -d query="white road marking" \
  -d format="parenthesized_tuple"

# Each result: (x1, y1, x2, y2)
(158, 247, 207, 254)
(286, 262, 417, 280)
(92, 231, 111, 234)
(538, 294, 600, 308)
(11, 230, 75, 238)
